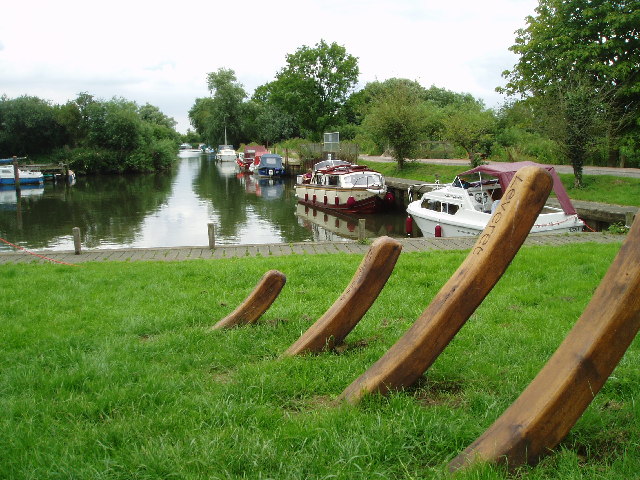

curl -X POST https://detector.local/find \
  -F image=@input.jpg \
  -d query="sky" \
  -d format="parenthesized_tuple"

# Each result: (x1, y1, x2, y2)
(1, 0, 538, 134)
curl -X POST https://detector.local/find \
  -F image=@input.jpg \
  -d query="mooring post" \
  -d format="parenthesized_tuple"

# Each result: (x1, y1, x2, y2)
(208, 223, 215, 249)
(72, 227, 81, 255)
(357, 218, 366, 241)
(12, 156, 20, 193)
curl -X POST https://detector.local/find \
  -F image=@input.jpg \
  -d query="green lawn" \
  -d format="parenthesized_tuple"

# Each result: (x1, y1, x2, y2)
(1, 242, 638, 479)
(368, 161, 640, 207)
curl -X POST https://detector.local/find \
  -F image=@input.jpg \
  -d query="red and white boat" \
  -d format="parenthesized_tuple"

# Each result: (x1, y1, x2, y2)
(295, 160, 394, 214)
(237, 145, 269, 171)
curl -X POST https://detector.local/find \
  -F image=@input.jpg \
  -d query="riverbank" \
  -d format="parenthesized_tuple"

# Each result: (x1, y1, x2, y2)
(0, 232, 624, 265)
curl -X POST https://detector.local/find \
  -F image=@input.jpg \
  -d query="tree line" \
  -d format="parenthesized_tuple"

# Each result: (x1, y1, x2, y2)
(0, 93, 180, 173)
(189, 1, 639, 186)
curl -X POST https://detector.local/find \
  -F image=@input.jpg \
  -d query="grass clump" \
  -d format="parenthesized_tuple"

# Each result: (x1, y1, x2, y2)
(1, 242, 639, 479)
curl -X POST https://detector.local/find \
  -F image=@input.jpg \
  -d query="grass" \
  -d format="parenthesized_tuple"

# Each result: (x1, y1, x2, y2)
(368, 161, 640, 207)
(1, 242, 639, 479)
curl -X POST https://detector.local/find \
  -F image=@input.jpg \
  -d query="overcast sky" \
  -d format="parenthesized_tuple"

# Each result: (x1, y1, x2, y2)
(1, 0, 538, 134)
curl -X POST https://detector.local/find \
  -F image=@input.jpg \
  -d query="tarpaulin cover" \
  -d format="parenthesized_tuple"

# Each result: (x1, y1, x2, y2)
(459, 161, 577, 215)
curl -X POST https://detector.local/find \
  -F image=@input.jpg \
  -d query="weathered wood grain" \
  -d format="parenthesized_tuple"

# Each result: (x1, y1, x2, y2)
(339, 166, 554, 403)
(449, 215, 640, 471)
(211, 270, 286, 329)
(283, 236, 402, 355)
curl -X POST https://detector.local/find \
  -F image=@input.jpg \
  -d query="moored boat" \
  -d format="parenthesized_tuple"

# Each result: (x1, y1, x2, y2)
(406, 161, 585, 237)
(217, 144, 237, 162)
(295, 161, 394, 214)
(0, 165, 44, 185)
(238, 145, 268, 171)
(250, 153, 285, 177)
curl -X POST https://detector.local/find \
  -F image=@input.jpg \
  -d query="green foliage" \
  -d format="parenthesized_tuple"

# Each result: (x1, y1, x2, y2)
(501, 0, 640, 178)
(256, 40, 359, 140)
(0, 93, 180, 174)
(441, 104, 497, 167)
(0, 95, 68, 155)
(362, 83, 431, 169)
(606, 222, 631, 235)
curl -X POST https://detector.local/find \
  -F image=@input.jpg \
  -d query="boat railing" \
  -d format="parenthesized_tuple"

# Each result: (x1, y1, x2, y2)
(407, 182, 443, 202)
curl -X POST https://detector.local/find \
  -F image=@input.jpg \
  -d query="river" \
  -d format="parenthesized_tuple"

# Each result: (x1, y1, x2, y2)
(0, 154, 409, 252)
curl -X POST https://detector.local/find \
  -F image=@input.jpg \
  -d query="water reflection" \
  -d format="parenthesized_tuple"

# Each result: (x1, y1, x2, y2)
(0, 156, 408, 251)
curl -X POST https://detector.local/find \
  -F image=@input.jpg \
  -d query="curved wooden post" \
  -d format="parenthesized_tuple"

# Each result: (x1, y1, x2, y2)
(339, 166, 553, 403)
(449, 215, 640, 471)
(211, 270, 286, 329)
(283, 236, 402, 355)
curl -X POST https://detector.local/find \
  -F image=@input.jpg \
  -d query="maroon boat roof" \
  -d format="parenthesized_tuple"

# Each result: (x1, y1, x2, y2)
(459, 161, 577, 215)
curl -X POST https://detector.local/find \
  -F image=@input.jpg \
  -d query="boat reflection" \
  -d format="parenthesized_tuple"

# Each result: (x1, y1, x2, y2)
(295, 203, 401, 241)
(239, 174, 285, 200)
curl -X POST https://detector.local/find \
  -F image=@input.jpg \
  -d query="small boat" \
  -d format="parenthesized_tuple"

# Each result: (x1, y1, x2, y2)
(178, 143, 202, 157)
(217, 144, 236, 162)
(406, 161, 585, 237)
(294, 160, 394, 214)
(0, 165, 44, 185)
(250, 153, 285, 177)
(238, 145, 269, 171)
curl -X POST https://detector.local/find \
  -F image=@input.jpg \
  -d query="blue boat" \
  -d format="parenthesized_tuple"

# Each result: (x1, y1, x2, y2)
(250, 153, 285, 177)
(0, 165, 44, 185)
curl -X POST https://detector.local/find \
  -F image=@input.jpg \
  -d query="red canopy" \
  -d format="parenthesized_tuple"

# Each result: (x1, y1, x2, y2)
(459, 161, 577, 215)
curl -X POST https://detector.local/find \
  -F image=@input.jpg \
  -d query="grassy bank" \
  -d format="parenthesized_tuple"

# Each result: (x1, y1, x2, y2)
(368, 161, 640, 207)
(2, 242, 638, 479)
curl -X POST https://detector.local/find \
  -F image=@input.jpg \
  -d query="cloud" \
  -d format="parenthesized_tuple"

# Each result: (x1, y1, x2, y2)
(0, 0, 537, 133)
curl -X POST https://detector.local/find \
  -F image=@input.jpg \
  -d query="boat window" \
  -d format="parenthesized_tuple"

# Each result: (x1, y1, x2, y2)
(351, 173, 383, 187)
(422, 199, 441, 211)
(443, 203, 459, 215)
(328, 175, 339, 186)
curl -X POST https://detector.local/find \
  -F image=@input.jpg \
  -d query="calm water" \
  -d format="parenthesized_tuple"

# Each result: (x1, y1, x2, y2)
(0, 154, 408, 252)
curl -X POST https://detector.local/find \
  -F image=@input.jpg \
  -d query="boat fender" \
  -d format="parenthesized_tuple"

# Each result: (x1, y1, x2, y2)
(435, 224, 442, 237)
(405, 215, 413, 235)
(346, 196, 356, 208)
(385, 192, 395, 204)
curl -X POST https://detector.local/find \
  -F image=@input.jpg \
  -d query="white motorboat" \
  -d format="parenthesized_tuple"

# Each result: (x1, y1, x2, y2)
(217, 144, 236, 162)
(406, 161, 585, 237)
(0, 166, 44, 185)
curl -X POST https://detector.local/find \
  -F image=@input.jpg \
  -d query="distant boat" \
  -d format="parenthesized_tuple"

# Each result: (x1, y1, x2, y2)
(238, 145, 268, 171)
(0, 165, 44, 185)
(178, 143, 202, 157)
(216, 126, 236, 162)
(217, 145, 237, 162)
(249, 153, 285, 177)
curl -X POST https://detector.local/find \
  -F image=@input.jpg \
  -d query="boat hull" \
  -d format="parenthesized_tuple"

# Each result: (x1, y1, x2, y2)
(295, 184, 389, 214)
(0, 174, 44, 185)
(407, 200, 585, 237)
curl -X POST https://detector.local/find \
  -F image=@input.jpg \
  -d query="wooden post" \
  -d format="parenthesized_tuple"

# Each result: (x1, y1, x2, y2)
(72, 227, 81, 254)
(208, 223, 215, 249)
(357, 218, 366, 241)
(12, 156, 20, 193)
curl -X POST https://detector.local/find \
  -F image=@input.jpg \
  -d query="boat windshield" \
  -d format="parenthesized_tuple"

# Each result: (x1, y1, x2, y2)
(453, 173, 499, 189)
(346, 172, 384, 188)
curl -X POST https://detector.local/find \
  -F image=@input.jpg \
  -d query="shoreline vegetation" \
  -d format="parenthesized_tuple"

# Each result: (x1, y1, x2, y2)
(2, 242, 638, 479)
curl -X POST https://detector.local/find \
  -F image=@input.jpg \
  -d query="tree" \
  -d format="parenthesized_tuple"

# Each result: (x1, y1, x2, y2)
(362, 84, 429, 169)
(189, 68, 247, 146)
(501, 0, 640, 181)
(256, 40, 359, 140)
(441, 103, 496, 167)
(0, 95, 67, 155)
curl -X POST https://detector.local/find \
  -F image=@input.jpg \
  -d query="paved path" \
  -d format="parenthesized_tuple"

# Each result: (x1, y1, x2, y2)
(360, 155, 640, 178)
(0, 233, 624, 265)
